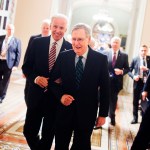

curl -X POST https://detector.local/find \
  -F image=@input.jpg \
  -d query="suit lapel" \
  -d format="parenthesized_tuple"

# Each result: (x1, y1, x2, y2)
(60, 38, 67, 52)
(136, 57, 141, 75)
(69, 51, 76, 88)
(115, 50, 121, 67)
(146, 56, 150, 67)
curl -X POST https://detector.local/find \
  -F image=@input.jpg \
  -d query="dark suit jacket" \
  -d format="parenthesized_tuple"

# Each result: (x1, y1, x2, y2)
(23, 34, 41, 63)
(22, 35, 72, 108)
(128, 56, 150, 88)
(50, 48, 110, 129)
(0, 35, 21, 69)
(143, 72, 150, 100)
(103, 49, 129, 91)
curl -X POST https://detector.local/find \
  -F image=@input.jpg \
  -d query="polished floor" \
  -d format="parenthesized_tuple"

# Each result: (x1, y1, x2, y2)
(0, 70, 141, 150)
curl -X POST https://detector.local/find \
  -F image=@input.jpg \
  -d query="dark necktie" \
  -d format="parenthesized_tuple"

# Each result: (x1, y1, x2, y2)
(143, 57, 147, 79)
(143, 57, 146, 66)
(76, 56, 83, 89)
(112, 52, 116, 68)
(49, 42, 57, 71)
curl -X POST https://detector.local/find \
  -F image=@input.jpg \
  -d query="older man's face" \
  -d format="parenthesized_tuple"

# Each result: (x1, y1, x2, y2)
(50, 18, 67, 41)
(111, 40, 121, 52)
(71, 29, 90, 56)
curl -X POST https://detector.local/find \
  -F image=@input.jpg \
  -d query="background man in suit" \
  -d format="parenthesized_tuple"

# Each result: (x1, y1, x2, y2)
(0, 24, 21, 103)
(50, 23, 110, 150)
(131, 75, 150, 150)
(23, 19, 51, 105)
(22, 14, 72, 150)
(103, 36, 129, 125)
(128, 45, 150, 124)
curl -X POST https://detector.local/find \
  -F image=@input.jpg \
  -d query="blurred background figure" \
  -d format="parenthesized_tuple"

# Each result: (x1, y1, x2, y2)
(89, 37, 99, 50)
(0, 24, 21, 103)
(103, 36, 129, 126)
(128, 45, 150, 124)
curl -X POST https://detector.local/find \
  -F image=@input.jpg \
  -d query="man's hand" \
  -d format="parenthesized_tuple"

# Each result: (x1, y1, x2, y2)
(61, 94, 74, 106)
(95, 117, 106, 127)
(142, 91, 148, 101)
(12, 66, 18, 71)
(140, 66, 148, 71)
(114, 68, 123, 75)
(133, 75, 140, 81)
(36, 76, 49, 88)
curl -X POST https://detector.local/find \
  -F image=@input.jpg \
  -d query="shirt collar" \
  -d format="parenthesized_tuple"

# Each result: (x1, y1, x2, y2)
(111, 49, 119, 55)
(50, 36, 63, 47)
(76, 48, 89, 60)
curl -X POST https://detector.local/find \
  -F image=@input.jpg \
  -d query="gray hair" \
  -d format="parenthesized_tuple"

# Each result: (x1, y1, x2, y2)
(111, 36, 121, 44)
(71, 23, 92, 38)
(51, 13, 68, 26)
(42, 19, 51, 25)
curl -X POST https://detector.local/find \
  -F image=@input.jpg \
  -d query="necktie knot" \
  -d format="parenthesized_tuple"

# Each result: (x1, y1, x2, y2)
(79, 56, 83, 60)
(53, 42, 57, 46)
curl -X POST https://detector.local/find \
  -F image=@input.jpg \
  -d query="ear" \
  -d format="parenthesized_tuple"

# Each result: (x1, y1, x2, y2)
(87, 36, 91, 44)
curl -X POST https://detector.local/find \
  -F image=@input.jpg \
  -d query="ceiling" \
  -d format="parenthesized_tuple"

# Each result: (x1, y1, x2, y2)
(69, 0, 135, 36)
(72, 0, 134, 12)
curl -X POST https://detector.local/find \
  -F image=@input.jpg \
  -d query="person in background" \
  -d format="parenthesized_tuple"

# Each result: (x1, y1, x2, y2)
(103, 36, 129, 126)
(128, 45, 150, 124)
(0, 24, 21, 103)
(89, 37, 98, 50)
(22, 14, 72, 150)
(49, 23, 110, 150)
(23, 19, 51, 105)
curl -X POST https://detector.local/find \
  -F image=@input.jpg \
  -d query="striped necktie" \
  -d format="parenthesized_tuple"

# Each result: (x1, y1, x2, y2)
(76, 56, 83, 89)
(49, 42, 57, 71)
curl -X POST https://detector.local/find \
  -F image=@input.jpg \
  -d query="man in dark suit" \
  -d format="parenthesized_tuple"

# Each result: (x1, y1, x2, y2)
(23, 19, 51, 105)
(22, 14, 72, 150)
(128, 45, 150, 124)
(131, 75, 150, 150)
(49, 23, 110, 150)
(103, 36, 129, 125)
(0, 24, 21, 103)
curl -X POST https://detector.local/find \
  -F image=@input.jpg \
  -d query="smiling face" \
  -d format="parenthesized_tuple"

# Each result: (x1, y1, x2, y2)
(50, 17, 67, 41)
(71, 28, 90, 56)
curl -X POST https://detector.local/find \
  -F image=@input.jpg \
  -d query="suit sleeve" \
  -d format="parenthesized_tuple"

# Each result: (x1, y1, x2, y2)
(99, 55, 110, 117)
(14, 38, 21, 67)
(22, 39, 38, 84)
(128, 58, 135, 79)
(123, 53, 130, 75)
(23, 36, 33, 63)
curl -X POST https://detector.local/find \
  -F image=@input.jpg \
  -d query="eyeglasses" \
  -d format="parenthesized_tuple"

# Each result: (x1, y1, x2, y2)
(72, 38, 86, 43)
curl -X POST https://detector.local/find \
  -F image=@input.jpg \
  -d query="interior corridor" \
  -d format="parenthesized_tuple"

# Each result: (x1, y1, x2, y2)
(0, 70, 141, 150)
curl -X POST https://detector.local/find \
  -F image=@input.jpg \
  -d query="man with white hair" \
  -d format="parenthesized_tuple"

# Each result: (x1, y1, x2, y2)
(0, 24, 21, 103)
(103, 36, 129, 125)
